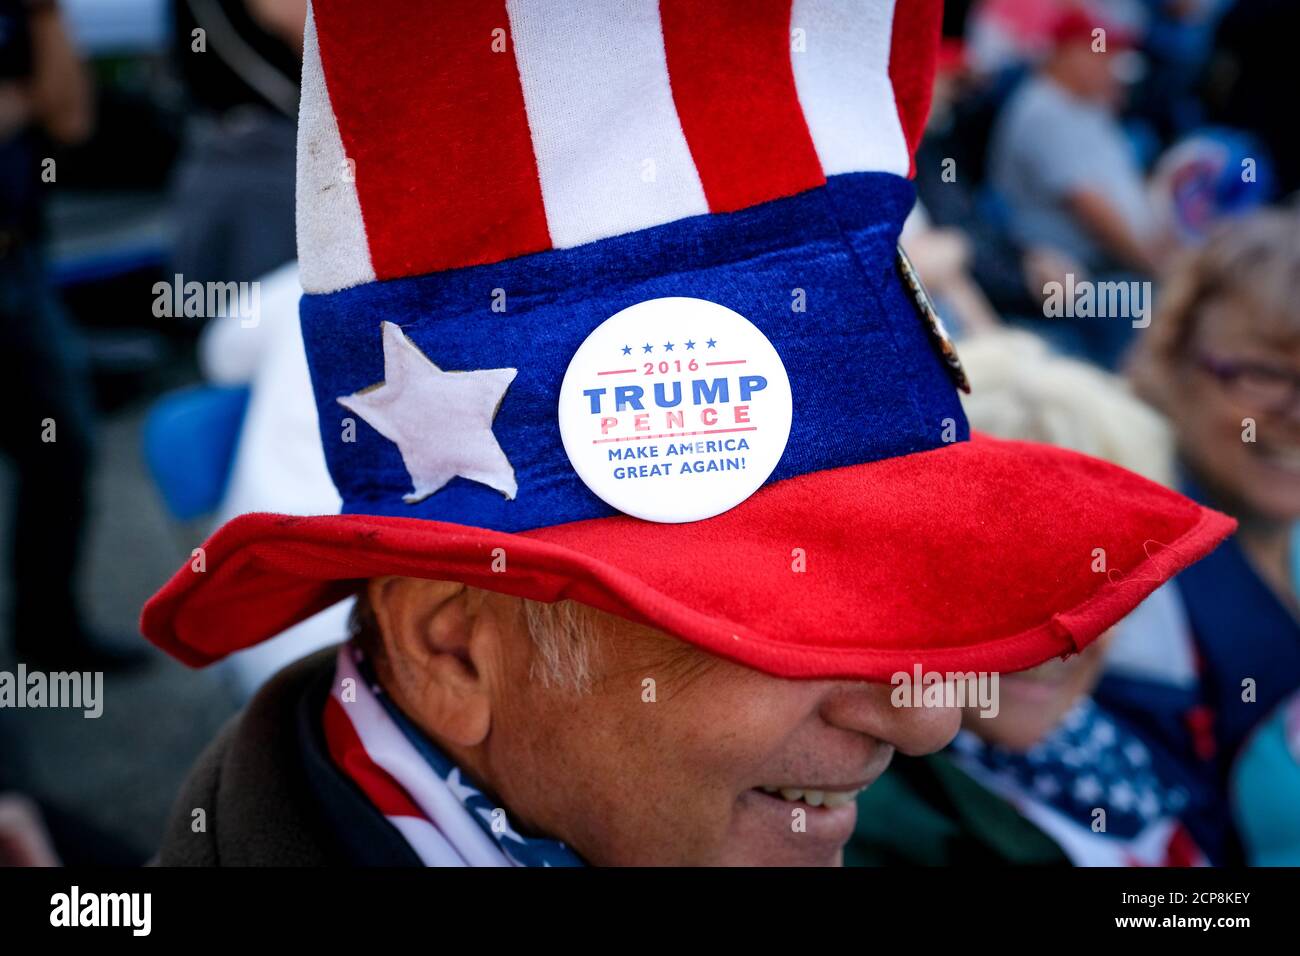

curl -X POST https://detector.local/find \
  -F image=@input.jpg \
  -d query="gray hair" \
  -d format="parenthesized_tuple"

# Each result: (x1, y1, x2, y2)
(520, 598, 602, 691)
(349, 589, 602, 693)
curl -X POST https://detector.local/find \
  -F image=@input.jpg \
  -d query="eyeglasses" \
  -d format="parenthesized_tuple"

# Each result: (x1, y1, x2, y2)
(1196, 352, 1300, 412)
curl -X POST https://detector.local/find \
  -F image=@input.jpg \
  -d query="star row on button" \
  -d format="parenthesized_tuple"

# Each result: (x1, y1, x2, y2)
(621, 339, 717, 355)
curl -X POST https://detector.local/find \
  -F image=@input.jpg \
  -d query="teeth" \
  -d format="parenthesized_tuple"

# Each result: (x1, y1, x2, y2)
(764, 786, 863, 807)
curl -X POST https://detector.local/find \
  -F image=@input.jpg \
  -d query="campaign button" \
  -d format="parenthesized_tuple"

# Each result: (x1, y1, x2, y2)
(557, 297, 793, 523)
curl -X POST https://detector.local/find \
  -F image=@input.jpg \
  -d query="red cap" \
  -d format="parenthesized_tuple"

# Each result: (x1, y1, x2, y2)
(1051, 8, 1135, 50)
(936, 38, 967, 76)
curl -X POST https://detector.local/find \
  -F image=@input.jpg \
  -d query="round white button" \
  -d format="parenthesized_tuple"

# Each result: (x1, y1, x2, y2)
(557, 297, 793, 523)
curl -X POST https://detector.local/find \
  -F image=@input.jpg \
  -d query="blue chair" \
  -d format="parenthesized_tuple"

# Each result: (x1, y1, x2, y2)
(143, 384, 251, 521)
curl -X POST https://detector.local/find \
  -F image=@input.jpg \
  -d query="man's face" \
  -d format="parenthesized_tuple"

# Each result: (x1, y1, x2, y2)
(1057, 41, 1124, 108)
(962, 633, 1113, 752)
(427, 592, 961, 866)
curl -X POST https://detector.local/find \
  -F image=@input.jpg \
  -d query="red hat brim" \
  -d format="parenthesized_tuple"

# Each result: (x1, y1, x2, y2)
(141, 433, 1233, 681)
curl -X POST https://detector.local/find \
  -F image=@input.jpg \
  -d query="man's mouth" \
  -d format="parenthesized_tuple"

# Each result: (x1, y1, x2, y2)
(752, 784, 866, 809)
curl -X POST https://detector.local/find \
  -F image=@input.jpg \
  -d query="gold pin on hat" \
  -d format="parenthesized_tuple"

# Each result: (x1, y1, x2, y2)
(897, 244, 971, 394)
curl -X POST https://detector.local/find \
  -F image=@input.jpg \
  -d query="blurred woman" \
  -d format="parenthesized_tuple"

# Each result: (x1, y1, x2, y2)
(1125, 208, 1300, 776)
(847, 331, 1222, 866)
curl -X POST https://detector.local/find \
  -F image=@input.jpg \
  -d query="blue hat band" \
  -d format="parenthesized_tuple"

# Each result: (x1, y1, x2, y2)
(300, 171, 969, 531)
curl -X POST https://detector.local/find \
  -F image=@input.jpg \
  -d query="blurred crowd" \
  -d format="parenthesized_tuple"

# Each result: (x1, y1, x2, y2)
(893, 0, 1300, 867)
(1, 0, 1298, 866)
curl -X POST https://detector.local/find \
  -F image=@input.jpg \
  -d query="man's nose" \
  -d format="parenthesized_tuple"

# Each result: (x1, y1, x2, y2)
(818, 679, 963, 757)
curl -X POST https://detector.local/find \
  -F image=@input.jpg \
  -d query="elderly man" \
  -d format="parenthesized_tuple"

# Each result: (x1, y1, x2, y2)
(144, 0, 1232, 867)
(156, 583, 959, 866)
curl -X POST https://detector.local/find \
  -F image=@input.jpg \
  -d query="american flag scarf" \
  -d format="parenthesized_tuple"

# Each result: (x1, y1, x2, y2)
(948, 698, 1208, 867)
(323, 643, 584, 866)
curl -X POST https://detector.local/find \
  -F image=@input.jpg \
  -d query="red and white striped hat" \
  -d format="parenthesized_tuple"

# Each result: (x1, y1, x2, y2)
(142, 0, 1233, 681)
(295, 0, 938, 291)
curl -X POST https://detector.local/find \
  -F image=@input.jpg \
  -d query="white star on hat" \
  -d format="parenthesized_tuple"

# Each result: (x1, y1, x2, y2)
(337, 321, 518, 503)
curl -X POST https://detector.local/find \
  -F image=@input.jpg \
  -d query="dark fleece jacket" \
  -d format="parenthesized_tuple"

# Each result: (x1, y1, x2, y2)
(154, 647, 420, 866)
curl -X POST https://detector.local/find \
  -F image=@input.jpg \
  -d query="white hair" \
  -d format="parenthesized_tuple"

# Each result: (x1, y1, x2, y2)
(958, 329, 1175, 486)
(520, 598, 602, 692)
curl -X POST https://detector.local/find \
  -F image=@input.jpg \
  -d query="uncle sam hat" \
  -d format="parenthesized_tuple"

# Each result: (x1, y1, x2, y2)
(142, 0, 1234, 680)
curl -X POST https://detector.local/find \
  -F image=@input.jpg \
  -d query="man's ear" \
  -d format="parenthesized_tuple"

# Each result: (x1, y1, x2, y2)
(366, 577, 495, 748)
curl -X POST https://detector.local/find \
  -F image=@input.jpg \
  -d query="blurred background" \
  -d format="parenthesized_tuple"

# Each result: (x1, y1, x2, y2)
(0, 0, 1296, 866)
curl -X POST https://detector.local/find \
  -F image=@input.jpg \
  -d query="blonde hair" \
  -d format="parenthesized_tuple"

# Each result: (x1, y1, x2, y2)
(1129, 206, 1300, 413)
(958, 329, 1175, 486)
